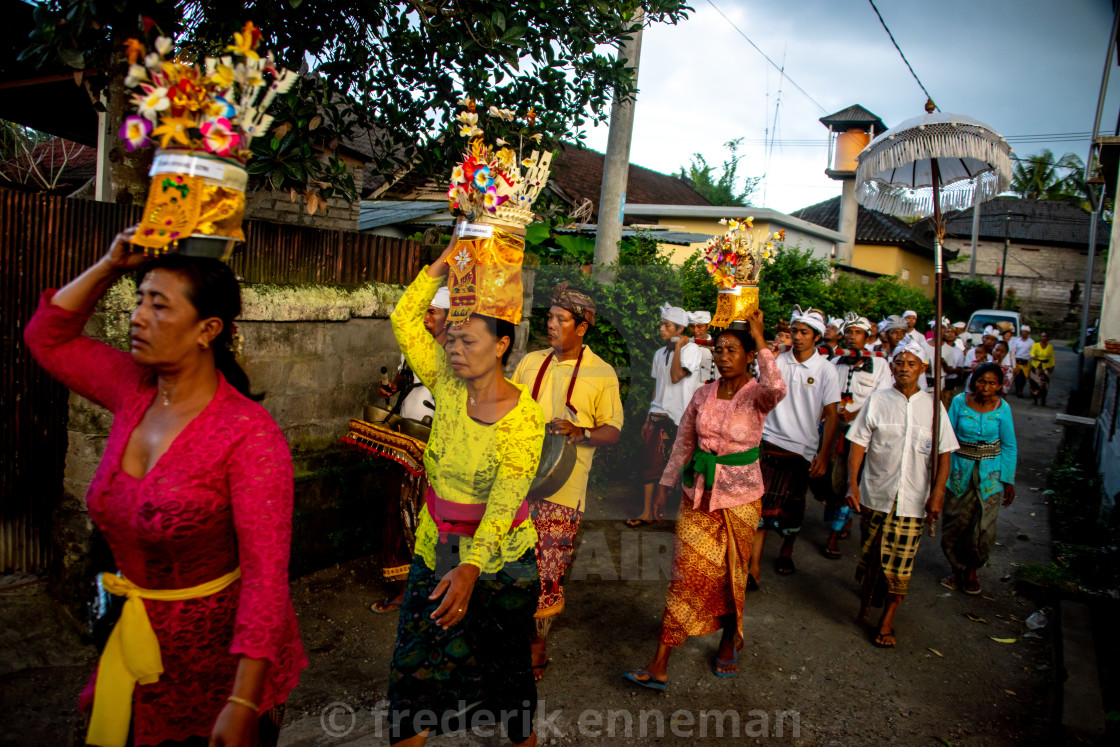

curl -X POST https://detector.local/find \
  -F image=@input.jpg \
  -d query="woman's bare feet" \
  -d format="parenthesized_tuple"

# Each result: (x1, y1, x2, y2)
(531, 637, 548, 681)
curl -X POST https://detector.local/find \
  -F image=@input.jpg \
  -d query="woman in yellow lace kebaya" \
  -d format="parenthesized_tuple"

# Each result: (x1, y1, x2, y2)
(387, 233, 545, 746)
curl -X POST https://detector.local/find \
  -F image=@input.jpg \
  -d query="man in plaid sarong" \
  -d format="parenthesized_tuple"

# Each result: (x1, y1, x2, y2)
(846, 338, 959, 648)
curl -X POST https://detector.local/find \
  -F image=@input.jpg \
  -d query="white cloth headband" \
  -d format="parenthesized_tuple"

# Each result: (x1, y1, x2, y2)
(431, 286, 451, 310)
(688, 310, 712, 325)
(661, 303, 689, 327)
(842, 312, 871, 333)
(880, 314, 906, 332)
(892, 337, 928, 362)
(790, 304, 826, 335)
(903, 309, 917, 319)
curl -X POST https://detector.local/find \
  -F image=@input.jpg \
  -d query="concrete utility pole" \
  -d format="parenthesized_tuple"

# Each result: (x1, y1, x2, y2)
(593, 7, 645, 285)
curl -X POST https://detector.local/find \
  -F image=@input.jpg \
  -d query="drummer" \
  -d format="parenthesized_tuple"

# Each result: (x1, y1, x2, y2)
(512, 282, 623, 681)
(370, 285, 449, 613)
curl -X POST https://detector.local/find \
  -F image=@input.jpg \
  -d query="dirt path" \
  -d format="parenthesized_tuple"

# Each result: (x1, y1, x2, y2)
(0, 349, 1074, 745)
(278, 348, 1073, 745)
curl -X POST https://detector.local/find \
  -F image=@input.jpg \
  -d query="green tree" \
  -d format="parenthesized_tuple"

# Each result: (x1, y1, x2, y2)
(21, 1, 693, 204)
(679, 138, 760, 206)
(944, 277, 997, 321)
(1011, 149, 1085, 202)
(823, 273, 934, 324)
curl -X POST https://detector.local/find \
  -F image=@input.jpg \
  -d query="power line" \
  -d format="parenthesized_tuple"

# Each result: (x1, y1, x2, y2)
(866, 0, 938, 110)
(705, 0, 828, 114)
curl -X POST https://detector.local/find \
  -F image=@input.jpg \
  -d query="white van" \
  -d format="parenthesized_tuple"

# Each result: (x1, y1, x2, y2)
(962, 309, 1021, 347)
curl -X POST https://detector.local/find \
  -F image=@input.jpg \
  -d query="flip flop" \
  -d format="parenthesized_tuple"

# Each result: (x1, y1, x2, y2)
(625, 519, 654, 527)
(962, 579, 982, 595)
(622, 669, 667, 692)
(370, 597, 402, 614)
(532, 661, 550, 682)
(775, 556, 796, 575)
(823, 547, 842, 560)
(873, 629, 897, 648)
(712, 650, 738, 678)
(938, 575, 959, 592)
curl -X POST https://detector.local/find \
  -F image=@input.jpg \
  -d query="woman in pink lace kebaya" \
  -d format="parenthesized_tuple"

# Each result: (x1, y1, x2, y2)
(24, 228, 306, 747)
(624, 310, 785, 690)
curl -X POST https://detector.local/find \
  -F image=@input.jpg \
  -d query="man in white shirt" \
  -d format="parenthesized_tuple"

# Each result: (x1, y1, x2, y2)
(938, 325, 967, 408)
(902, 310, 926, 347)
(751, 306, 840, 581)
(371, 285, 450, 612)
(1010, 325, 1033, 397)
(689, 310, 718, 383)
(963, 326, 999, 368)
(821, 313, 892, 558)
(952, 321, 968, 353)
(631, 304, 703, 526)
(847, 338, 959, 648)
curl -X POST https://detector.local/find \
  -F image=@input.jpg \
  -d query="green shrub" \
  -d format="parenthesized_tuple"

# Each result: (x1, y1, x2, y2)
(944, 277, 998, 320)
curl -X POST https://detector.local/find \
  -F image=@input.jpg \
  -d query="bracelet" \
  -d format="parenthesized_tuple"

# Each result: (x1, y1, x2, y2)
(227, 695, 260, 713)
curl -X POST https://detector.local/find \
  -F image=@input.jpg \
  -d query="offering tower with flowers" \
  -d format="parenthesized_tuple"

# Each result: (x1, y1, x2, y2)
(444, 99, 552, 328)
(704, 217, 783, 327)
(120, 22, 295, 259)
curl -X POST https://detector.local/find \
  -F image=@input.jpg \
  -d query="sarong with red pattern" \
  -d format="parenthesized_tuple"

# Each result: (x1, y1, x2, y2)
(529, 497, 583, 635)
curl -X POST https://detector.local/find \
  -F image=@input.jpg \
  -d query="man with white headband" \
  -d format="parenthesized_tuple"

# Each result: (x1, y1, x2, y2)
(689, 310, 717, 383)
(902, 310, 925, 347)
(1010, 325, 1033, 397)
(819, 312, 892, 559)
(371, 284, 451, 613)
(630, 304, 703, 526)
(824, 316, 843, 351)
(751, 305, 840, 581)
(847, 338, 958, 648)
(952, 321, 968, 352)
(963, 326, 999, 368)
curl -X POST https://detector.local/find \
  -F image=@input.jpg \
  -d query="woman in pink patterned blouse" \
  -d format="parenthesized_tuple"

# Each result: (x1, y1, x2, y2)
(624, 310, 785, 690)
(24, 228, 306, 747)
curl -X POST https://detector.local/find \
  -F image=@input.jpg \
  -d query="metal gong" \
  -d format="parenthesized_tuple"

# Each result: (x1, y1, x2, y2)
(527, 432, 577, 499)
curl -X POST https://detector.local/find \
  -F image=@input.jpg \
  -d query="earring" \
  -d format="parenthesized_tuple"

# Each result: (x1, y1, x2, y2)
(200, 341, 209, 350)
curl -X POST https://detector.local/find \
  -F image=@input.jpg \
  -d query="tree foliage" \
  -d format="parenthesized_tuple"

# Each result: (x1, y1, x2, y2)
(22, 1, 692, 203)
(1010, 149, 1085, 202)
(679, 138, 759, 206)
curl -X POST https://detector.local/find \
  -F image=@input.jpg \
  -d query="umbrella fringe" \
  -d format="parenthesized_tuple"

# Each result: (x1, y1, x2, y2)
(854, 171, 1005, 220)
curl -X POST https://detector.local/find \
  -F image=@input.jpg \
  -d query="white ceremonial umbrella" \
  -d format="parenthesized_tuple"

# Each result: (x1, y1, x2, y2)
(855, 99, 1013, 509)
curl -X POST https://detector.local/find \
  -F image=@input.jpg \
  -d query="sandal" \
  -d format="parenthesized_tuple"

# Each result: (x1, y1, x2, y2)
(532, 661, 550, 682)
(625, 519, 654, 527)
(938, 575, 959, 592)
(622, 669, 667, 692)
(370, 597, 402, 614)
(775, 556, 796, 575)
(873, 629, 897, 648)
(823, 546, 842, 560)
(962, 579, 982, 595)
(712, 650, 738, 678)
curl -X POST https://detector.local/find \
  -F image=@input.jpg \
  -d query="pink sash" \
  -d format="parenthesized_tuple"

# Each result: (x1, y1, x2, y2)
(425, 486, 531, 542)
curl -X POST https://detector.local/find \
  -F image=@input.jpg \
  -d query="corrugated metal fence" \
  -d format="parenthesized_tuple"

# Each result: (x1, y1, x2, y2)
(1, 188, 420, 571)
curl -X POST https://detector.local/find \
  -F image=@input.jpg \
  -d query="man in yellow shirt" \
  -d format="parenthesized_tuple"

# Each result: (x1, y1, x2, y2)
(512, 282, 623, 681)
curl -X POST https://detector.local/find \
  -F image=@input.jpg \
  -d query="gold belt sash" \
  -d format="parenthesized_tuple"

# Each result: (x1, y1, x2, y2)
(86, 568, 242, 747)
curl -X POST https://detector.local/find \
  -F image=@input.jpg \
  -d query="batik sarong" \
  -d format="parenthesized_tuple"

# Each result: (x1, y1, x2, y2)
(388, 544, 539, 743)
(1029, 366, 1051, 399)
(661, 497, 760, 650)
(856, 506, 924, 598)
(941, 462, 1002, 572)
(530, 497, 582, 637)
(758, 441, 811, 535)
(641, 415, 678, 483)
(382, 469, 428, 582)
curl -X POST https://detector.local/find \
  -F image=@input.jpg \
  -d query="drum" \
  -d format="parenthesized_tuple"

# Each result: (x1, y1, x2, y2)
(527, 432, 577, 499)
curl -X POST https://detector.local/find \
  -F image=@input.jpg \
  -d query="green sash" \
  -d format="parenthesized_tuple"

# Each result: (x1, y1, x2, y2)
(682, 447, 760, 488)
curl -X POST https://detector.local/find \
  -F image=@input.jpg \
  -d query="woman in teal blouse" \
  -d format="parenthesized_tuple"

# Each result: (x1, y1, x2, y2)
(939, 363, 1017, 595)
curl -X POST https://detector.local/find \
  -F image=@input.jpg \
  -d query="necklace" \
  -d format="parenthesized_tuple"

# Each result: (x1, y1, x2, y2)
(469, 395, 477, 406)
(161, 386, 172, 407)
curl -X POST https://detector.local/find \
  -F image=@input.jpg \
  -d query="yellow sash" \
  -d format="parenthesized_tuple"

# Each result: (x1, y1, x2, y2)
(86, 568, 242, 747)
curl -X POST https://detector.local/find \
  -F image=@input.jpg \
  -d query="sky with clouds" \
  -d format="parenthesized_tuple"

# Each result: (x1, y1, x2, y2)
(582, 0, 1120, 214)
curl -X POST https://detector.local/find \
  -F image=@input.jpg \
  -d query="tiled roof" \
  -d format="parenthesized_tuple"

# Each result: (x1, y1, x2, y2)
(942, 196, 1108, 247)
(819, 105, 887, 135)
(790, 196, 935, 255)
(548, 143, 710, 220)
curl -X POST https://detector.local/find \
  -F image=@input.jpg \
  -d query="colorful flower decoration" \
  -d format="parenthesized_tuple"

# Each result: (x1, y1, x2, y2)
(703, 216, 781, 286)
(118, 21, 295, 162)
(119, 116, 153, 151)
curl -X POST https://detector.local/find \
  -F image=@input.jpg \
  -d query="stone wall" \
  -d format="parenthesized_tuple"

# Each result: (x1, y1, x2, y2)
(944, 237, 1105, 330)
(244, 152, 365, 232)
(54, 279, 410, 609)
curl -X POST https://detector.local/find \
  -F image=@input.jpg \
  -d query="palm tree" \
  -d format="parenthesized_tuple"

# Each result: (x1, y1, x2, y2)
(1010, 149, 1085, 201)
